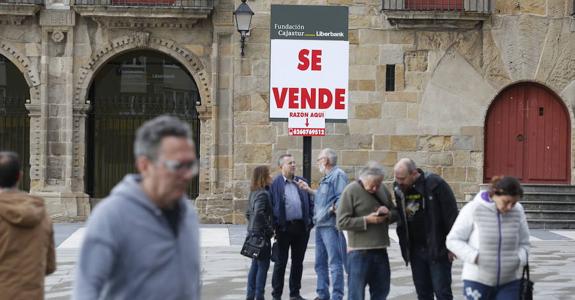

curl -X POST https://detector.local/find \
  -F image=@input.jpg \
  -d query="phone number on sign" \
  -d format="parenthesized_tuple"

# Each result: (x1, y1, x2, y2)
(288, 128, 326, 136)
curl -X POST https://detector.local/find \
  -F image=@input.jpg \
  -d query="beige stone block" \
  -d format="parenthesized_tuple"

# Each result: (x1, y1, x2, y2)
(407, 103, 419, 120)
(237, 95, 251, 111)
(390, 135, 417, 151)
(349, 29, 359, 45)
(376, 65, 386, 91)
(349, 14, 370, 27)
(453, 151, 471, 165)
(354, 46, 379, 65)
(395, 64, 405, 91)
(379, 44, 404, 65)
(442, 167, 466, 182)
(234, 126, 247, 144)
(359, 29, 388, 44)
(349, 80, 359, 91)
(385, 91, 418, 102)
(404, 72, 430, 91)
(355, 103, 382, 119)
(185, 44, 205, 56)
(374, 135, 391, 150)
(25, 43, 41, 57)
(466, 167, 479, 182)
(240, 61, 251, 76)
(397, 151, 427, 166)
(369, 151, 397, 166)
(342, 150, 369, 165)
(235, 144, 272, 164)
(358, 80, 376, 91)
(388, 31, 415, 45)
(521, 0, 546, 15)
(494, 0, 520, 14)
(345, 134, 373, 149)
(405, 50, 428, 72)
(350, 65, 376, 80)
(460, 126, 483, 137)
(250, 93, 269, 113)
(382, 102, 407, 118)
(321, 135, 345, 149)
(418, 136, 450, 151)
(429, 152, 453, 166)
(276, 136, 302, 150)
(334, 123, 350, 135)
(235, 111, 269, 125)
(247, 126, 276, 144)
(547, 0, 566, 17)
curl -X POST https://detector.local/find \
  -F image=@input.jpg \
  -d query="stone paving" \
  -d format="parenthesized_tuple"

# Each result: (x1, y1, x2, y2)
(46, 224, 575, 300)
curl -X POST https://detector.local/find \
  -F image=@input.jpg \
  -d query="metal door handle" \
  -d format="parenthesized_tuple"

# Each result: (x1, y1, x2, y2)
(516, 134, 525, 142)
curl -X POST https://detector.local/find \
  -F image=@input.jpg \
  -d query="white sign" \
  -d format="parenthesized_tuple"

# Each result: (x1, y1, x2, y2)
(288, 110, 326, 136)
(270, 5, 349, 125)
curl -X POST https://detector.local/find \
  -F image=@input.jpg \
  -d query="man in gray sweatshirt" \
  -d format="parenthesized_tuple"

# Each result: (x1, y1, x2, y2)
(73, 115, 201, 300)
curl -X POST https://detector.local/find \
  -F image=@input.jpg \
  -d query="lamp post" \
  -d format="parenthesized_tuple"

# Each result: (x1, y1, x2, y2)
(233, 0, 254, 57)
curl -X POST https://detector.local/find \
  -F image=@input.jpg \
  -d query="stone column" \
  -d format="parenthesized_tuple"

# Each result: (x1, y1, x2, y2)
(33, 9, 89, 220)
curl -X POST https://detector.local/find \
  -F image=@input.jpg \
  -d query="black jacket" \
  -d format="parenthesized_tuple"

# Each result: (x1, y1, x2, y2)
(394, 169, 459, 265)
(246, 188, 274, 238)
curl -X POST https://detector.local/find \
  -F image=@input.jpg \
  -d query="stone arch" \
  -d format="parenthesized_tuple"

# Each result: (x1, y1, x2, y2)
(480, 80, 575, 133)
(0, 41, 41, 102)
(74, 33, 211, 109)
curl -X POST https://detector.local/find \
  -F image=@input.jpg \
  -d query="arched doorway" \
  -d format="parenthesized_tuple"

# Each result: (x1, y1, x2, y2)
(0, 55, 30, 190)
(86, 50, 201, 202)
(484, 83, 570, 183)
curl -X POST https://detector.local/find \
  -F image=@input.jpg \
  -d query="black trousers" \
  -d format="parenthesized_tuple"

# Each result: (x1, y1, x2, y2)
(271, 220, 310, 298)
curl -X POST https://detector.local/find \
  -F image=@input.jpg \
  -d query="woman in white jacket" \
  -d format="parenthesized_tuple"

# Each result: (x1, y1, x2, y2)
(446, 176, 530, 300)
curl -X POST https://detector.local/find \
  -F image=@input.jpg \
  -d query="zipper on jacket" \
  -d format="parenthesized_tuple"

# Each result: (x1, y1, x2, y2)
(496, 211, 502, 287)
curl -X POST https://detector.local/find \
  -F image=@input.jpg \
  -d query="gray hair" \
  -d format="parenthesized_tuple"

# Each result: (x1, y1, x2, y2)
(278, 154, 293, 167)
(134, 115, 193, 161)
(395, 158, 417, 173)
(358, 161, 385, 181)
(321, 148, 338, 166)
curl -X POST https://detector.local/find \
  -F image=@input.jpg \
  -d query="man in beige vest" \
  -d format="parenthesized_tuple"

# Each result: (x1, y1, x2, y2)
(0, 151, 56, 299)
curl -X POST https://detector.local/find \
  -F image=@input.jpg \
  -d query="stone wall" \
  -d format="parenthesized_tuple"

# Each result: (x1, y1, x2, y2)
(3, 0, 575, 223)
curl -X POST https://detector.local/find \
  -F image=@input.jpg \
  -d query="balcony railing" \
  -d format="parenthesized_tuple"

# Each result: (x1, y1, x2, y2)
(383, 0, 490, 13)
(75, 0, 212, 8)
(0, 0, 43, 4)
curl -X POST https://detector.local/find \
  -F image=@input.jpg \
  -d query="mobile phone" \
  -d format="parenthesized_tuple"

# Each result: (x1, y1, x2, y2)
(377, 210, 388, 216)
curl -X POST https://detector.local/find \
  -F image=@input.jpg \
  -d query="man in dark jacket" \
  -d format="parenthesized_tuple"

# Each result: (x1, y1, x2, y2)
(393, 158, 458, 300)
(270, 154, 314, 300)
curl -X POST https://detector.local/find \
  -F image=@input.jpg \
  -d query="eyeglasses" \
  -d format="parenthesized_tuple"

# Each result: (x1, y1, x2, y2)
(161, 159, 199, 175)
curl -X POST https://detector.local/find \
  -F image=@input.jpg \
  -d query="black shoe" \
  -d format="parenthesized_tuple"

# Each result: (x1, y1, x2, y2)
(290, 296, 307, 300)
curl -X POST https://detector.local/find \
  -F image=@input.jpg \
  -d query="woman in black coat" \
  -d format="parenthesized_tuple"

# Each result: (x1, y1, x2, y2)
(245, 165, 274, 300)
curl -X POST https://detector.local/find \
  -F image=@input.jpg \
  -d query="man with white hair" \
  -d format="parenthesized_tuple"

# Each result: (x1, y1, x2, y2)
(336, 162, 398, 300)
(298, 148, 348, 300)
(393, 158, 458, 300)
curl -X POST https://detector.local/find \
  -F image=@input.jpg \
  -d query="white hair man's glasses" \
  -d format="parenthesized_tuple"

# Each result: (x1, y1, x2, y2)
(161, 159, 199, 176)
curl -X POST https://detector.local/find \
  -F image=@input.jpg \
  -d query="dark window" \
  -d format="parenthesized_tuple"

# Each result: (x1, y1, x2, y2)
(385, 64, 395, 91)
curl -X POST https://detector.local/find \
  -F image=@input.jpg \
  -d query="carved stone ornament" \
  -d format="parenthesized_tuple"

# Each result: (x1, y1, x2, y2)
(132, 31, 151, 48)
(51, 31, 65, 43)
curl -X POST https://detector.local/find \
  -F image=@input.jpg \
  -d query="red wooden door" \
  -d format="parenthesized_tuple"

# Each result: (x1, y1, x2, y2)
(406, 0, 463, 10)
(484, 84, 570, 183)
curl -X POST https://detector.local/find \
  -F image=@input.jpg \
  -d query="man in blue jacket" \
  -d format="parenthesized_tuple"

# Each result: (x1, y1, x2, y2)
(270, 154, 314, 300)
(73, 115, 201, 300)
(298, 148, 348, 300)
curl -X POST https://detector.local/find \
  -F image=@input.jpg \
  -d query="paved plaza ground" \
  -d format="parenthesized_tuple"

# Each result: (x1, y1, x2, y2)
(46, 224, 575, 300)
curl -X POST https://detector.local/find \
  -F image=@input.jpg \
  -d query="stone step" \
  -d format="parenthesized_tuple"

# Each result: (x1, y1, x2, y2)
(525, 210, 575, 220)
(521, 201, 575, 211)
(527, 219, 575, 229)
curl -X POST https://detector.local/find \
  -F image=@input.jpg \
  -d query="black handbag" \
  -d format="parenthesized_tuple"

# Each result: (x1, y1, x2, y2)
(241, 232, 268, 259)
(519, 263, 534, 300)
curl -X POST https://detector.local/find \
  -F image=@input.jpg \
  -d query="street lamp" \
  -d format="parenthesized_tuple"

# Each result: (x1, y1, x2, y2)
(233, 0, 254, 57)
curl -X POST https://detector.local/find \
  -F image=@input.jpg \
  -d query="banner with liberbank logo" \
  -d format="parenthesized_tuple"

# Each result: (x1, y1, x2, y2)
(269, 5, 349, 122)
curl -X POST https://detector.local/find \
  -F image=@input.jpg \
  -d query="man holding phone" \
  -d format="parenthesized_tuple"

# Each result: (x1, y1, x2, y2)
(336, 162, 398, 300)
(270, 154, 314, 300)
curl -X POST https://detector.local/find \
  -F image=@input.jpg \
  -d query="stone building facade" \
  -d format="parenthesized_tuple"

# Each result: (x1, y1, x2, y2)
(2, 0, 575, 223)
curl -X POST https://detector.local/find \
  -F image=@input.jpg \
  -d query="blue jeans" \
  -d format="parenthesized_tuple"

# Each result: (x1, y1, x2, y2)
(247, 257, 270, 300)
(314, 227, 346, 300)
(463, 279, 520, 300)
(347, 249, 390, 300)
(410, 248, 453, 300)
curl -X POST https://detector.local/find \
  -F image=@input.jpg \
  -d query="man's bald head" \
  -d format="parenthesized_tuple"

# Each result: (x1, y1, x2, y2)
(394, 158, 420, 191)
